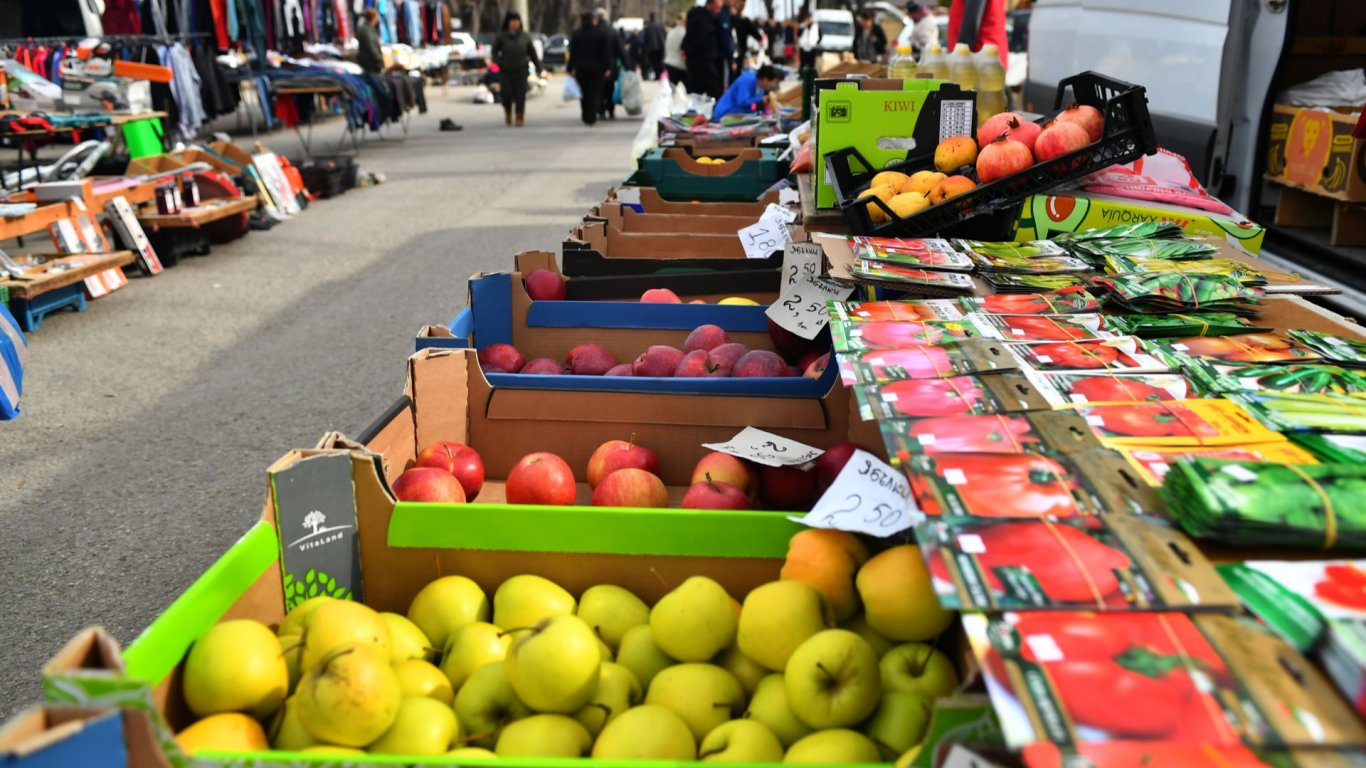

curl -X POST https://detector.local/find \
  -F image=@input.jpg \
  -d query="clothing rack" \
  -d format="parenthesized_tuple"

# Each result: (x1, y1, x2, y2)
(0, 33, 211, 48)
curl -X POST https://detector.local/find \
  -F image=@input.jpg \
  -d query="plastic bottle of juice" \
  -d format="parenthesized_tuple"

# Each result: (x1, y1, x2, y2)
(888, 44, 919, 80)
(947, 43, 978, 92)
(919, 43, 946, 79)
(976, 44, 1007, 125)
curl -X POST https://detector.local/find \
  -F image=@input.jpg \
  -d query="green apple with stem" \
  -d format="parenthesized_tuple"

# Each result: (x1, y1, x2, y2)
(650, 576, 737, 661)
(495, 714, 592, 757)
(574, 662, 643, 737)
(453, 661, 532, 748)
(441, 621, 511, 689)
(699, 719, 784, 762)
(393, 659, 454, 705)
(744, 674, 812, 748)
(592, 704, 696, 760)
(382, 612, 434, 663)
(369, 696, 461, 755)
(504, 615, 601, 713)
(737, 580, 835, 671)
(880, 643, 959, 700)
(617, 624, 676, 690)
(784, 729, 881, 764)
(493, 574, 576, 630)
(577, 584, 650, 652)
(645, 663, 745, 741)
(783, 629, 881, 729)
(406, 575, 489, 650)
(861, 691, 932, 760)
(295, 644, 401, 748)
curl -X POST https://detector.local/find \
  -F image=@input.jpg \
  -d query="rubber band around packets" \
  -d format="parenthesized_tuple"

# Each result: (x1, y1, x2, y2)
(1173, 314, 1212, 337)
(1153, 615, 1243, 745)
(1283, 463, 1338, 549)
(1041, 519, 1108, 608)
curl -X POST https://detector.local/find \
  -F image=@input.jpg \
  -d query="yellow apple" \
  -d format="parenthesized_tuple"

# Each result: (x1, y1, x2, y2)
(494, 574, 576, 630)
(382, 612, 434, 663)
(737, 580, 834, 671)
(299, 601, 391, 675)
(369, 696, 461, 755)
(784, 729, 881, 763)
(592, 704, 696, 760)
(393, 658, 454, 705)
(574, 662, 642, 737)
(783, 630, 881, 729)
(577, 584, 650, 652)
(407, 575, 490, 649)
(645, 663, 745, 741)
(856, 545, 954, 642)
(183, 620, 288, 719)
(453, 661, 532, 748)
(699, 719, 784, 762)
(650, 576, 737, 661)
(617, 624, 676, 690)
(496, 714, 592, 757)
(504, 615, 601, 713)
(294, 643, 400, 747)
(745, 674, 812, 748)
(441, 621, 511, 689)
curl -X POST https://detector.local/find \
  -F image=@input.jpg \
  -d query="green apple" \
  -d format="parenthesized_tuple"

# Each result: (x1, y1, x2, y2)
(645, 663, 745, 741)
(184, 619, 288, 719)
(382, 612, 434, 663)
(495, 714, 591, 757)
(407, 575, 490, 650)
(592, 704, 696, 760)
(268, 696, 320, 751)
(738, 580, 835, 671)
(369, 696, 460, 755)
(861, 691, 932, 760)
(744, 674, 812, 748)
(616, 624, 676, 690)
(493, 574, 576, 630)
(393, 659, 454, 705)
(278, 596, 334, 638)
(574, 662, 642, 737)
(295, 644, 401, 747)
(504, 615, 601, 713)
(299, 601, 392, 675)
(783, 729, 881, 764)
(279, 633, 303, 693)
(598, 637, 616, 662)
(896, 746, 922, 768)
(880, 643, 959, 700)
(699, 719, 784, 762)
(441, 621, 511, 689)
(716, 646, 767, 698)
(578, 584, 650, 652)
(783, 629, 881, 729)
(447, 746, 497, 758)
(840, 613, 896, 659)
(299, 745, 365, 756)
(453, 661, 532, 748)
(650, 576, 737, 661)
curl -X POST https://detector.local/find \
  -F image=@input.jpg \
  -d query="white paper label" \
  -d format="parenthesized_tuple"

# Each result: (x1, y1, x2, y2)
(1069, 394, 1088, 403)
(1085, 415, 1105, 427)
(1033, 355, 1053, 364)
(702, 427, 824, 467)
(1025, 633, 1064, 663)
(943, 468, 967, 486)
(916, 433, 936, 445)
(957, 533, 986, 554)
(781, 242, 824, 289)
(765, 276, 854, 340)
(738, 212, 794, 259)
(779, 187, 801, 206)
(616, 187, 641, 205)
(790, 450, 920, 537)
(938, 100, 976, 143)
(764, 202, 798, 225)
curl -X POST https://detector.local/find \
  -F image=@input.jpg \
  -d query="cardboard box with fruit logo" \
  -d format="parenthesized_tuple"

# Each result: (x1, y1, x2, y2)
(1265, 104, 1366, 203)
(1011, 191, 1267, 253)
(415, 272, 836, 396)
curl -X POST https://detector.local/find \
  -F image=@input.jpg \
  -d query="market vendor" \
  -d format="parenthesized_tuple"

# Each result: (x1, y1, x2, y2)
(711, 64, 783, 121)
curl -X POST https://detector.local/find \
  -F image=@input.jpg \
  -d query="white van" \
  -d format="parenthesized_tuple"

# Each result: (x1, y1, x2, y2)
(814, 9, 856, 53)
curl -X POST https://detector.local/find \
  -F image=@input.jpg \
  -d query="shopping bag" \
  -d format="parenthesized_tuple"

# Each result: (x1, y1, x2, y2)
(562, 75, 582, 101)
(621, 70, 644, 115)
(612, 75, 623, 105)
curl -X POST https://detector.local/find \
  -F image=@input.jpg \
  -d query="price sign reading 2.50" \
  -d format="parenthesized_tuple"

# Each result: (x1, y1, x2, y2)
(791, 450, 922, 537)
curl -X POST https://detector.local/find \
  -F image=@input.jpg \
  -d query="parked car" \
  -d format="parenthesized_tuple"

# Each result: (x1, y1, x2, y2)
(530, 32, 547, 64)
(449, 32, 477, 58)
(544, 34, 569, 70)
(813, 8, 855, 53)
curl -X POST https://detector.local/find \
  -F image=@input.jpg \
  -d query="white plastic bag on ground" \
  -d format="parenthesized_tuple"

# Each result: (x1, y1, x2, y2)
(562, 75, 583, 101)
(621, 71, 644, 115)
(1279, 70, 1366, 108)
(632, 79, 676, 158)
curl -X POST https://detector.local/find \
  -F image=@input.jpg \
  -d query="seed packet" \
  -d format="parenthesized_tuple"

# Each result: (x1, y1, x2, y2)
(836, 339, 1018, 385)
(905, 448, 1161, 518)
(966, 611, 1366, 749)
(878, 411, 1104, 465)
(827, 299, 964, 323)
(958, 286, 1100, 315)
(973, 253, 1095, 275)
(849, 260, 977, 293)
(1091, 272, 1263, 314)
(851, 236, 974, 271)
(830, 318, 980, 352)
(1115, 442, 1320, 487)
(984, 273, 1087, 293)
(1151, 333, 1321, 365)
(1187, 359, 1366, 396)
(1008, 337, 1170, 374)
(918, 514, 1237, 611)
(1026, 371, 1198, 406)
(1053, 221, 1185, 243)
(1105, 312, 1269, 338)
(1231, 391, 1366, 434)
(1072, 399, 1285, 448)
(1103, 255, 1266, 284)
(1070, 237, 1220, 262)
(967, 313, 1116, 343)
(1291, 433, 1366, 464)
(853, 372, 1050, 421)
(952, 239, 1068, 259)
(1022, 743, 1303, 768)
(1288, 330, 1366, 368)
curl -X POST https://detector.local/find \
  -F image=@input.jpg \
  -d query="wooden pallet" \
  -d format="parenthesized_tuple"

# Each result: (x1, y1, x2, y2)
(134, 197, 256, 232)
(1273, 185, 1366, 247)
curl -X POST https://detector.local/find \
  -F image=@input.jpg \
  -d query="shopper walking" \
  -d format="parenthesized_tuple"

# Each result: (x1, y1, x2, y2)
(643, 13, 666, 80)
(664, 15, 687, 88)
(492, 11, 541, 127)
(796, 8, 820, 71)
(682, 0, 722, 98)
(569, 11, 611, 125)
(356, 8, 385, 74)
(597, 10, 628, 121)
(853, 10, 887, 62)
(731, 0, 759, 74)
(716, 0, 736, 86)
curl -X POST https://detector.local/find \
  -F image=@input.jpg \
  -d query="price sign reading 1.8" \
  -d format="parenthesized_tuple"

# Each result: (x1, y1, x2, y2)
(791, 449, 921, 537)
(738, 216, 793, 259)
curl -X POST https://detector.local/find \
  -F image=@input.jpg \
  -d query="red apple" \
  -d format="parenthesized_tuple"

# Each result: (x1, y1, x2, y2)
(520, 357, 565, 375)
(733, 350, 790, 377)
(711, 343, 750, 369)
(759, 464, 817, 510)
(587, 438, 661, 488)
(684, 324, 731, 353)
(632, 345, 685, 377)
(392, 467, 466, 503)
(505, 452, 577, 506)
(675, 349, 730, 377)
(640, 288, 682, 303)
(605, 363, 634, 376)
(565, 342, 617, 375)
(592, 468, 669, 508)
(415, 441, 486, 501)
(478, 343, 525, 374)
(681, 475, 754, 510)
(524, 269, 567, 301)
(691, 452, 758, 497)
(804, 352, 831, 380)
(813, 442, 864, 495)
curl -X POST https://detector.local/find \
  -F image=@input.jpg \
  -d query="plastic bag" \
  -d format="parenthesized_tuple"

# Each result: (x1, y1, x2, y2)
(562, 75, 582, 102)
(1081, 148, 1234, 215)
(621, 71, 644, 115)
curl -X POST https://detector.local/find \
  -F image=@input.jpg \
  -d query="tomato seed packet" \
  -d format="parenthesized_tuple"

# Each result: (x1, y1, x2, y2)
(831, 318, 980, 353)
(827, 299, 964, 323)
(849, 260, 977, 294)
(1187, 359, 1366, 396)
(878, 411, 1104, 465)
(958, 286, 1100, 315)
(1289, 330, 1366, 368)
(1026, 371, 1198, 406)
(851, 236, 975, 272)
(965, 611, 1366, 749)
(1009, 336, 1170, 374)
(1021, 742, 1295, 768)
(836, 339, 1018, 385)
(1116, 443, 1319, 487)
(853, 373, 1051, 421)
(966, 312, 1116, 343)
(918, 514, 1237, 611)
(1072, 399, 1285, 447)
(1151, 333, 1321, 365)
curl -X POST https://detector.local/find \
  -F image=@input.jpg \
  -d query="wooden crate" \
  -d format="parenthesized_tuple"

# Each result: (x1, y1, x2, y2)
(1274, 184, 1366, 247)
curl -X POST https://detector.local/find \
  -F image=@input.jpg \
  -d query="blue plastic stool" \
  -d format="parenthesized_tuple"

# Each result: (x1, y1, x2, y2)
(10, 283, 88, 331)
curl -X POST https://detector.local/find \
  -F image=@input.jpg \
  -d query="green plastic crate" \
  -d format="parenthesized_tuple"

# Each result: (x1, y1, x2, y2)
(625, 148, 789, 202)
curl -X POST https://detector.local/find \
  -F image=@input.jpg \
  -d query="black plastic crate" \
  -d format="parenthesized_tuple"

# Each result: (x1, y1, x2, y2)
(297, 156, 357, 199)
(824, 71, 1158, 237)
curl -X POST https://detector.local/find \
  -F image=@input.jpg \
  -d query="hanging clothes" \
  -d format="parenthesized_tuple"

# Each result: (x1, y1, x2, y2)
(207, 0, 230, 49)
(400, 1, 421, 48)
(103, 0, 143, 34)
(280, 0, 308, 51)
(239, 0, 268, 66)
(376, 0, 396, 44)
(164, 42, 206, 138)
(332, 0, 351, 42)
(226, 0, 239, 43)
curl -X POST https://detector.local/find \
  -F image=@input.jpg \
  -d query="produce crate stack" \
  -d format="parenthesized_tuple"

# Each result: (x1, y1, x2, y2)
(11, 67, 1366, 768)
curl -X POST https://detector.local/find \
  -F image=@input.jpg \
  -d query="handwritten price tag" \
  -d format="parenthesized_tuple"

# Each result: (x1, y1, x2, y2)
(790, 450, 921, 537)
(781, 242, 824, 289)
(764, 203, 798, 225)
(739, 208, 794, 260)
(701, 427, 824, 467)
(765, 275, 854, 340)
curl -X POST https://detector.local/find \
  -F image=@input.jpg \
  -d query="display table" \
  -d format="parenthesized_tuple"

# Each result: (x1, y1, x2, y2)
(796, 172, 850, 234)
(135, 197, 256, 233)
(0, 251, 135, 330)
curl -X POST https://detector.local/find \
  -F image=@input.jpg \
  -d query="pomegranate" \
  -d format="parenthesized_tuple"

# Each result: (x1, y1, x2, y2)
(1056, 104, 1104, 143)
(976, 134, 1034, 183)
(978, 113, 1042, 154)
(1034, 120, 1091, 163)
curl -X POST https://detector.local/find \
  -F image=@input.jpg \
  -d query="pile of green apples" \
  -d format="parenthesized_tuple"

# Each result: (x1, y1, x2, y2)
(173, 530, 958, 764)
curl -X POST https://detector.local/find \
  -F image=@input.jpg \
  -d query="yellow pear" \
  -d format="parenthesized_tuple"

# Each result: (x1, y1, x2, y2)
(295, 644, 401, 748)
(183, 620, 288, 719)
(300, 600, 391, 675)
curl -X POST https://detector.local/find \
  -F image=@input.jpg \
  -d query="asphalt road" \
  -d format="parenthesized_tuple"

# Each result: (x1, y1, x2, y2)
(0, 82, 645, 717)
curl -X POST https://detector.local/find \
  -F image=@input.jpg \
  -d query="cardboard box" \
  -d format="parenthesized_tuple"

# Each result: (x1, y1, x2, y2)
(562, 221, 786, 277)
(1265, 103, 1366, 202)
(813, 79, 970, 208)
(591, 205, 758, 234)
(0, 708, 127, 768)
(1012, 191, 1268, 253)
(124, 148, 243, 178)
(511, 250, 781, 303)
(608, 186, 783, 216)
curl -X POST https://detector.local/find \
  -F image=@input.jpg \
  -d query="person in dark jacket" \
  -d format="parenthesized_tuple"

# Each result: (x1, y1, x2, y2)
(682, 0, 722, 98)
(569, 11, 611, 125)
(355, 9, 384, 74)
(854, 10, 888, 62)
(598, 12, 628, 121)
(643, 13, 666, 80)
(492, 11, 541, 126)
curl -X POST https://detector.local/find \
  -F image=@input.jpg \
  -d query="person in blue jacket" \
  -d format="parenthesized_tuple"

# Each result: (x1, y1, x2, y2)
(711, 64, 782, 121)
